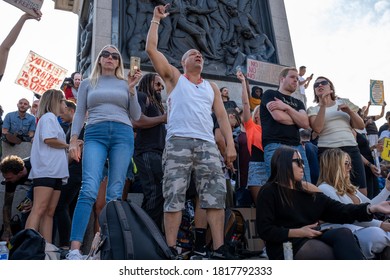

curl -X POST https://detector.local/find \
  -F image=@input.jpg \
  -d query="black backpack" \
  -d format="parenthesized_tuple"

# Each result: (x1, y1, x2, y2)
(224, 208, 247, 254)
(99, 200, 174, 260)
(9, 228, 46, 260)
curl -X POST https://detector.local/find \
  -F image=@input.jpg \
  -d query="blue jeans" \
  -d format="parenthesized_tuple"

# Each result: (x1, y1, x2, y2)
(70, 121, 134, 242)
(264, 143, 311, 183)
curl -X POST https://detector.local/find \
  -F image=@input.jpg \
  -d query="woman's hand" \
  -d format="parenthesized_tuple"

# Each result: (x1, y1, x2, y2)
(337, 103, 353, 114)
(289, 223, 323, 238)
(69, 138, 83, 163)
(128, 69, 143, 95)
(318, 92, 332, 107)
(385, 173, 390, 191)
(369, 163, 381, 177)
(380, 221, 390, 232)
(370, 201, 390, 215)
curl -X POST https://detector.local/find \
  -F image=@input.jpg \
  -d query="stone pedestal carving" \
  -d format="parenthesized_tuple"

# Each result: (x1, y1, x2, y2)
(56, 0, 294, 82)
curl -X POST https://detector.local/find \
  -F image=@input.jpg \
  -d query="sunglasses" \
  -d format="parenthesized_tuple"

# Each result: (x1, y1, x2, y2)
(100, 50, 120, 60)
(345, 161, 352, 167)
(292, 158, 305, 168)
(155, 82, 165, 90)
(314, 80, 329, 88)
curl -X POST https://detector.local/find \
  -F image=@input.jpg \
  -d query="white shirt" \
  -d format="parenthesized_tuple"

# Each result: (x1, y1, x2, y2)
(29, 112, 69, 184)
(166, 75, 215, 143)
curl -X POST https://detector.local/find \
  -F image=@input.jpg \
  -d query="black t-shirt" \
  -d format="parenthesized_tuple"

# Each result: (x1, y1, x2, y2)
(260, 90, 305, 147)
(134, 91, 166, 156)
(223, 100, 238, 110)
(378, 123, 389, 136)
(356, 132, 374, 164)
(365, 116, 379, 135)
(3, 158, 32, 193)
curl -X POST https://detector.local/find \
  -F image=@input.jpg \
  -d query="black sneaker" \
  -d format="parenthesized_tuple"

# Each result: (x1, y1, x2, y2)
(190, 246, 210, 260)
(211, 245, 239, 260)
(169, 246, 184, 260)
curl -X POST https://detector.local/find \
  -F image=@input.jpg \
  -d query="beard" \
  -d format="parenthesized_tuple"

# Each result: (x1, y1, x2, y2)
(153, 91, 162, 103)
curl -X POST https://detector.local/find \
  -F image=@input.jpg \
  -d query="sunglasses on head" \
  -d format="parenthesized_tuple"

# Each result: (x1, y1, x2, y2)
(100, 50, 120, 60)
(292, 158, 305, 168)
(314, 80, 329, 88)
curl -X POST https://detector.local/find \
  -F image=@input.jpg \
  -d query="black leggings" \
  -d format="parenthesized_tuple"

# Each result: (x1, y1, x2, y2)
(295, 228, 365, 260)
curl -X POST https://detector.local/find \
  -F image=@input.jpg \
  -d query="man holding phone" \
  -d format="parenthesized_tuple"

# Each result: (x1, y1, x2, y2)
(146, 4, 236, 259)
(292, 66, 312, 108)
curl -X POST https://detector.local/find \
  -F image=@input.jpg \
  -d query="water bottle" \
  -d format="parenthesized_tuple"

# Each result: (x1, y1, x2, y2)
(0, 241, 9, 260)
(283, 241, 293, 260)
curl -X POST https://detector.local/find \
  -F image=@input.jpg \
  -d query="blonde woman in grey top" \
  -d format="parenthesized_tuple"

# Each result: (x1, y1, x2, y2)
(67, 45, 141, 259)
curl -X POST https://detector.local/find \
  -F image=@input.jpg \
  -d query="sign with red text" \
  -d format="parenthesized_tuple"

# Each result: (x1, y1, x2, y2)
(370, 79, 385, 105)
(4, 0, 43, 16)
(246, 58, 286, 86)
(15, 51, 67, 95)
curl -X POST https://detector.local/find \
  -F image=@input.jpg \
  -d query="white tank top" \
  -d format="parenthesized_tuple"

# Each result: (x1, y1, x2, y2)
(166, 75, 215, 143)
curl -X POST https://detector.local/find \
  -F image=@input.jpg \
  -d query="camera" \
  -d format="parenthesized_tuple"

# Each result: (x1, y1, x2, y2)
(61, 77, 74, 90)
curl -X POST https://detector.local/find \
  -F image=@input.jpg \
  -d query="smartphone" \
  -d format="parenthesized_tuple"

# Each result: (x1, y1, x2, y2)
(130, 56, 141, 76)
(309, 73, 314, 79)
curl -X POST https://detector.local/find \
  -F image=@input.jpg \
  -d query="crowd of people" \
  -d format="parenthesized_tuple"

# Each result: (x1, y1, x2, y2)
(1, 5, 390, 261)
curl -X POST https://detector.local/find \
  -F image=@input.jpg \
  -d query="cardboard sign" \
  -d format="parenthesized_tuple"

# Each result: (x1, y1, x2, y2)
(381, 138, 390, 161)
(370, 79, 385, 105)
(246, 58, 286, 86)
(3, 0, 43, 16)
(15, 51, 67, 95)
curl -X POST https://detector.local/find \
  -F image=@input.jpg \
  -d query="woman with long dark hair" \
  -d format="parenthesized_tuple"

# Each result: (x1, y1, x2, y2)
(256, 145, 390, 259)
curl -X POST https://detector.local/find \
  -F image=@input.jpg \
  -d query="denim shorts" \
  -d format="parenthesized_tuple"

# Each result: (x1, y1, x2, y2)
(247, 161, 268, 187)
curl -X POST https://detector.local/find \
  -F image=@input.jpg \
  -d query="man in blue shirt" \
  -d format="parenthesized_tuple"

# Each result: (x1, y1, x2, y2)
(2, 98, 36, 145)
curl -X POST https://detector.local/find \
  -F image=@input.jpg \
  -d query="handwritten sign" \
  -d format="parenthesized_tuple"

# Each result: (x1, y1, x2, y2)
(246, 58, 286, 86)
(4, 0, 43, 16)
(15, 51, 67, 95)
(381, 138, 390, 161)
(370, 79, 385, 105)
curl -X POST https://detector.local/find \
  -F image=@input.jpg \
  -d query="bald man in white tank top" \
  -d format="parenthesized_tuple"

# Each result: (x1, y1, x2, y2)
(146, 5, 237, 259)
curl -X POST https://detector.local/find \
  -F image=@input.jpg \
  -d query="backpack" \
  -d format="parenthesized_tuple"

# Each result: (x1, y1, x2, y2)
(206, 208, 247, 257)
(98, 200, 174, 260)
(9, 228, 46, 260)
(176, 199, 195, 255)
(224, 208, 247, 255)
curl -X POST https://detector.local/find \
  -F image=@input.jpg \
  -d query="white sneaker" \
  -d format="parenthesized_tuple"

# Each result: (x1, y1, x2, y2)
(66, 249, 84, 260)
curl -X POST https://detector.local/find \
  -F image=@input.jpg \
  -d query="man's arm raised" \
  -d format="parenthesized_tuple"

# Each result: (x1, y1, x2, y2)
(146, 5, 180, 92)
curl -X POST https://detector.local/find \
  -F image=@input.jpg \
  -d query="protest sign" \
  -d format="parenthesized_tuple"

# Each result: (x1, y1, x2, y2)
(246, 58, 286, 86)
(381, 138, 390, 162)
(370, 79, 385, 105)
(3, 0, 43, 16)
(15, 50, 67, 95)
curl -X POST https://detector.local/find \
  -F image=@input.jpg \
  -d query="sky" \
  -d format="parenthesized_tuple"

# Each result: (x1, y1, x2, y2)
(284, 0, 390, 126)
(0, 0, 389, 126)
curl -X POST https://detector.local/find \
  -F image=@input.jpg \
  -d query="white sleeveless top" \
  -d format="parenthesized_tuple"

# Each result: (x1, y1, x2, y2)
(166, 75, 215, 143)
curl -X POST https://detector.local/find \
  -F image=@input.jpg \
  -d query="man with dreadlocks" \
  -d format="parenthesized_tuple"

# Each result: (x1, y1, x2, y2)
(132, 72, 167, 231)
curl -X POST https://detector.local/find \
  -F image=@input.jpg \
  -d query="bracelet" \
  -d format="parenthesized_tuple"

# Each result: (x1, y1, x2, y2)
(151, 20, 160, 25)
(367, 162, 372, 167)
